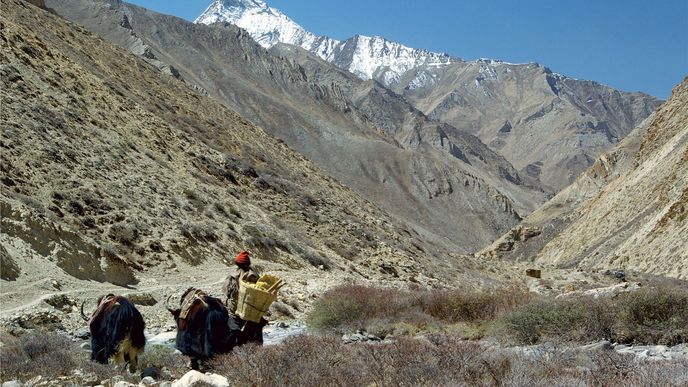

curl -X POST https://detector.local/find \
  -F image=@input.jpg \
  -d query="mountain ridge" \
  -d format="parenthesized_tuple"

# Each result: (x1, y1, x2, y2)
(46, 0, 548, 252)
(197, 0, 662, 191)
(195, 0, 454, 85)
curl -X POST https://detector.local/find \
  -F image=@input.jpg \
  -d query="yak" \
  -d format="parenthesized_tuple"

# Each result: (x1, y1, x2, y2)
(81, 294, 146, 373)
(167, 287, 233, 370)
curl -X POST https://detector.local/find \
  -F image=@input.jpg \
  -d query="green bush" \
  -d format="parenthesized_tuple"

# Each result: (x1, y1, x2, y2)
(422, 287, 531, 323)
(615, 287, 688, 345)
(307, 285, 416, 332)
(496, 287, 688, 345)
(496, 297, 618, 345)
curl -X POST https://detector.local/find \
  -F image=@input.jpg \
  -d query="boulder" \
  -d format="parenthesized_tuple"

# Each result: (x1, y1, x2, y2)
(45, 294, 77, 310)
(524, 268, 541, 278)
(342, 330, 382, 344)
(602, 268, 626, 280)
(125, 293, 157, 306)
(171, 371, 228, 387)
(0, 245, 20, 280)
(139, 377, 156, 386)
(140, 366, 161, 380)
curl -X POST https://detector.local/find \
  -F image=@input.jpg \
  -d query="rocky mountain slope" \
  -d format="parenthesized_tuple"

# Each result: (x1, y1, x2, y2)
(394, 61, 662, 190)
(482, 78, 688, 278)
(45, 0, 549, 252)
(199, 0, 662, 192)
(1, 0, 515, 313)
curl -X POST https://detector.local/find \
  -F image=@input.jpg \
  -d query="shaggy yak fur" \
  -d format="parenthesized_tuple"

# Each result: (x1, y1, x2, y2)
(81, 294, 145, 373)
(168, 288, 233, 370)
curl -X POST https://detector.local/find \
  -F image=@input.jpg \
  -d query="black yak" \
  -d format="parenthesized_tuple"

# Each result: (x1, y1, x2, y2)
(167, 288, 233, 370)
(81, 294, 146, 373)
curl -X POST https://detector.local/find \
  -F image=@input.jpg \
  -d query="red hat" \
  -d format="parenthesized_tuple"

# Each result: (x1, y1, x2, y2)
(235, 251, 250, 266)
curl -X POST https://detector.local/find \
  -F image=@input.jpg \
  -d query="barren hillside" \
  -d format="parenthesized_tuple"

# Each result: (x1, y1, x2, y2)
(482, 79, 688, 278)
(44, 0, 552, 252)
(1, 0, 511, 324)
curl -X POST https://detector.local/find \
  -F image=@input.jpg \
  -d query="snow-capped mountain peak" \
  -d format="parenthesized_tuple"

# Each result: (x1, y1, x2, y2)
(195, 0, 340, 57)
(195, 0, 453, 85)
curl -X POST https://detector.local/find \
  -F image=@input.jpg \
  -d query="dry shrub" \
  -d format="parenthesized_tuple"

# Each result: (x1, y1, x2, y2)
(108, 221, 139, 245)
(497, 286, 688, 346)
(0, 330, 76, 380)
(306, 285, 417, 332)
(307, 284, 533, 335)
(497, 297, 614, 345)
(324, 238, 360, 260)
(615, 287, 688, 345)
(209, 334, 688, 386)
(422, 286, 532, 323)
(179, 221, 219, 242)
(137, 345, 187, 380)
(0, 330, 143, 383)
(301, 250, 330, 270)
(210, 335, 354, 386)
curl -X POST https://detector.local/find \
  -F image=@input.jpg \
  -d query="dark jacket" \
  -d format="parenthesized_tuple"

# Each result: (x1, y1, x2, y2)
(222, 266, 260, 314)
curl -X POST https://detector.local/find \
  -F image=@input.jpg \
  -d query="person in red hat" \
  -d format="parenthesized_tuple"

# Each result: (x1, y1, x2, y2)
(222, 251, 267, 346)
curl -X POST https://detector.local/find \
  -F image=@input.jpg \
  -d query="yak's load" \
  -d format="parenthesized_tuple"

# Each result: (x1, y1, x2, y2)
(237, 274, 285, 322)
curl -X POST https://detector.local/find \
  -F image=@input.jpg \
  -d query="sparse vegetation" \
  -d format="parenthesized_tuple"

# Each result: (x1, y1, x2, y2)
(209, 334, 688, 387)
(302, 250, 331, 270)
(615, 287, 688, 345)
(324, 238, 359, 260)
(108, 222, 140, 245)
(0, 330, 76, 380)
(183, 189, 206, 211)
(137, 345, 186, 379)
(178, 221, 219, 242)
(307, 285, 419, 333)
(307, 284, 688, 346)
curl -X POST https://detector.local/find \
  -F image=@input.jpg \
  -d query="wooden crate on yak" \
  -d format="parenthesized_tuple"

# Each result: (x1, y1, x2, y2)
(236, 274, 285, 323)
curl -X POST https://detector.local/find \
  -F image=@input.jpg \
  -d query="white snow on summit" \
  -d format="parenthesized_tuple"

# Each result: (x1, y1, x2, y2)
(196, 0, 340, 59)
(346, 35, 452, 83)
(195, 0, 453, 85)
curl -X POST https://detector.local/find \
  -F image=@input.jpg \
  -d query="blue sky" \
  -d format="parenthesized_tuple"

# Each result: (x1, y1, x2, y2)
(128, 0, 687, 99)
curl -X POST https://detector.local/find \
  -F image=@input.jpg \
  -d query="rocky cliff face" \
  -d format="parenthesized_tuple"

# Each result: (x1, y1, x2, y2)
(45, 0, 549, 252)
(394, 60, 662, 191)
(482, 79, 687, 279)
(2, 0, 509, 294)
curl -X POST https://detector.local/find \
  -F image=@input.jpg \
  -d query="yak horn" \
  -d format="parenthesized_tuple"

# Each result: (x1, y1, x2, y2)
(165, 294, 175, 312)
(80, 300, 89, 322)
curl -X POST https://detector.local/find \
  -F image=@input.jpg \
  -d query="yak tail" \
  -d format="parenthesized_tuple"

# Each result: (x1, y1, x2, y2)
(129, 307, 146, 350)
(204, 308, 232, 357)
(100, 299, 146, 362)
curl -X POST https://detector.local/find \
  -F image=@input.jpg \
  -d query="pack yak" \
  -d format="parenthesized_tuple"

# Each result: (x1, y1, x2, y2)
(167, 287, 233, 370)
(81, 294, 146, 373)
